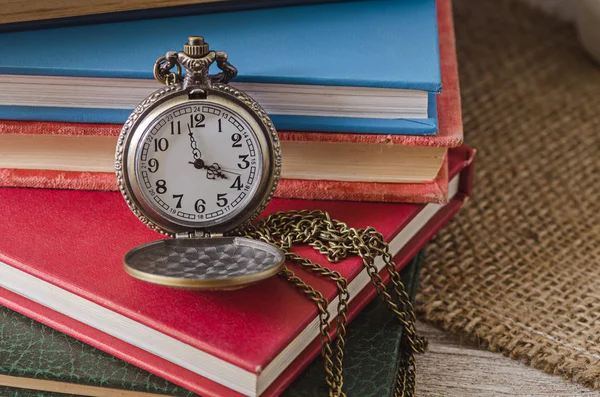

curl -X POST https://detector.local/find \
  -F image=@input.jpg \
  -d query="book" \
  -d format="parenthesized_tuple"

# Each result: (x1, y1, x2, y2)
(0, 144, 474, 397)
(0, 0, 441, 135)
(0, 132, 447, 184)
(0, 132, 451, 203)
(0, 0, 459, 204)
(277, 0, 459, 203)
(0, 1, 354, 32)
(0, 252, 425, 397)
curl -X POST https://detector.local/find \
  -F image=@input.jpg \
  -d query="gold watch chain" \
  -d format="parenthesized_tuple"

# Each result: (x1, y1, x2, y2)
(240, 210, 426, 397)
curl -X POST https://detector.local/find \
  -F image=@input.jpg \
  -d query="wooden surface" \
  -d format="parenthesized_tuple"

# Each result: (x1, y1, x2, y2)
(0, 0, 225, 24)
(415, 321, 597, 396)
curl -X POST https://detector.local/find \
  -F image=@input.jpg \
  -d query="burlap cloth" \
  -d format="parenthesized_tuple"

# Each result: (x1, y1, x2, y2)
(416, 0, 600, 389)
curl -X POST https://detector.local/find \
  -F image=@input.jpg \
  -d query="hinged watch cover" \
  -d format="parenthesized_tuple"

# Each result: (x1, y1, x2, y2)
(115, 37, 284, 290)
(123, 237, 284, 290)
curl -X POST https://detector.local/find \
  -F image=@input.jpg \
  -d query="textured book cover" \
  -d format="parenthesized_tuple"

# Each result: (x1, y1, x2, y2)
(0, 252, 425, 397)
(0, 0, 440, 134)
(0, 145, 474, 397)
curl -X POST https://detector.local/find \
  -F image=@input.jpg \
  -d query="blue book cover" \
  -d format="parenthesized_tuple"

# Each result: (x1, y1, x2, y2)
(0, 0, 441, 135)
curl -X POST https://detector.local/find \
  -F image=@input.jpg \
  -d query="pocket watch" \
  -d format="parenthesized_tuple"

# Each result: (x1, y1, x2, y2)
(115, 36, 284, 290)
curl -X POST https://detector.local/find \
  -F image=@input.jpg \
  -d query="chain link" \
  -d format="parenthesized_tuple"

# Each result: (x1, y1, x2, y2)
(153, 56, 182, 85)
(239, 210, 427, 397)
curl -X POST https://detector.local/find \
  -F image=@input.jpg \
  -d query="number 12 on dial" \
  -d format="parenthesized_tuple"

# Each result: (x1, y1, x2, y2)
(137, 103, 262, 226)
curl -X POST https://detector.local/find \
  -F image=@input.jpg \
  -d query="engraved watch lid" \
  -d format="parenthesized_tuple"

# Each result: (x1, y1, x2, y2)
(124, 236, 285, 290)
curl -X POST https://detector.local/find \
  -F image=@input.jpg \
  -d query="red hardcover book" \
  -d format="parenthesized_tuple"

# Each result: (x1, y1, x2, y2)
(0, 0, 461, 204)
(0, 145, 474, 397)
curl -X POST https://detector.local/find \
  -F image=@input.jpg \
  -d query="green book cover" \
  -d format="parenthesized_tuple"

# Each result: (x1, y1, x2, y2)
(0, 251, 424, 397)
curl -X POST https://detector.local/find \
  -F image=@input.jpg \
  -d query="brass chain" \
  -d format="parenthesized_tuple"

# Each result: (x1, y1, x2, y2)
(239, 210, 427, 397)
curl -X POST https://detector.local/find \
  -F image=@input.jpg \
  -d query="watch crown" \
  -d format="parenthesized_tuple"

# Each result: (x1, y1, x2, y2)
(184, 36, 210, 58)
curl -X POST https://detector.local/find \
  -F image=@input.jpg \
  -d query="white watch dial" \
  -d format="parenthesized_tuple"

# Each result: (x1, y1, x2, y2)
(135, 102, 263, 227)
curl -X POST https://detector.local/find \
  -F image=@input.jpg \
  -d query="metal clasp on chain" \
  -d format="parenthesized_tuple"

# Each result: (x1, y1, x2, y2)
(153, 55, 183, 85)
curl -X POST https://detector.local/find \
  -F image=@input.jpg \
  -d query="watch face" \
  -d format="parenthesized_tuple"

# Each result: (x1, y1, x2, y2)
(134, 102, 263, 228)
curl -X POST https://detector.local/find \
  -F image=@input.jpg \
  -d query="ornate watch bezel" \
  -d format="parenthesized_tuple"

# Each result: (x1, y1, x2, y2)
(115, 83, 281, 237)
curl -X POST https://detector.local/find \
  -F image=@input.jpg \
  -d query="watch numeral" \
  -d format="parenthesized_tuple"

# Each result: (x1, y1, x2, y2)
(230, 175, 242, 190)
(231, 133, 242, 147)
(194, 199, 206, 214)
(148, 158, 159, 173)
(238, 154, 250, 169)
(216, 193, 228, 208)
(172, 194, 183, 209)
(190, 113, 206, 128)
(218, 119, 223, 133)
(170, 120, 181, 135)
(156, 180, 167, 194)
(154, 138, 169, 152)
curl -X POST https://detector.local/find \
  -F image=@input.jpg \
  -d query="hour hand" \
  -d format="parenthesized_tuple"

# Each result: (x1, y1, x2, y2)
(188, 160, 227, 180)
(206, 163, 228, 180)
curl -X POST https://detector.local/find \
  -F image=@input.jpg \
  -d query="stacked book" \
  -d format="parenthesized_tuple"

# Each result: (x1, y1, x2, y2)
(0, 252, 427, 397)
(0, 0, 475, 396)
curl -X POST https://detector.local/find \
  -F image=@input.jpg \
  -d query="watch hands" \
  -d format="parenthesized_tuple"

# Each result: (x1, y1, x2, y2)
(187, 126, 226, 178)
(186, 126, 242, 180)
(187, 125, 202, 160)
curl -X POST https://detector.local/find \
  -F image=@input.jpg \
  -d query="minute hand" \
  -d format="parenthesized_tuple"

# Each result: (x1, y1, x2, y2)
(188, 125, 202, 160)
(217, 167, 242, 176)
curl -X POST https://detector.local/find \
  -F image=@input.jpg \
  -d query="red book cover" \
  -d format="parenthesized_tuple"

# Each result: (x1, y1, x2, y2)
(0, 145, 474, 397)
(0, 0, 460, 204)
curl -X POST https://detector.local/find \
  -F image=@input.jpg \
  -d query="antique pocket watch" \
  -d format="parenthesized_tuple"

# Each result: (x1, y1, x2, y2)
(115, 37, 284, 290)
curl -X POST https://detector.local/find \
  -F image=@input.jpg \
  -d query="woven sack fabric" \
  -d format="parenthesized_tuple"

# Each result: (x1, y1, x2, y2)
(417, 0, 600, 388)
